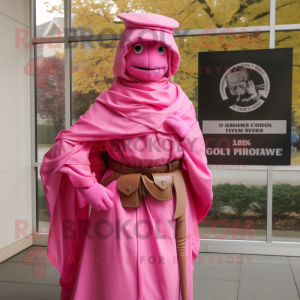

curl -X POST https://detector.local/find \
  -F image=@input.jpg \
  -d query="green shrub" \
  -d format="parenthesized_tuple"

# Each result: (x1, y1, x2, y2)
(273, 184, 300, 217)
(38, 179, 47, 210)
(211, 183, 255, 218)
(208, 183, 300, 218)
(36, 178, 300, 219)
(250, 185, 268, 217)
(228, 185, 257, 218)
(207, 184, 224, 217)
(208, 183, 236, 217)
(37, 124, 60, 145)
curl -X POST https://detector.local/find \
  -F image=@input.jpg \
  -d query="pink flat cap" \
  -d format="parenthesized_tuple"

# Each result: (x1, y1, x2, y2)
(118, 13, 179, 33)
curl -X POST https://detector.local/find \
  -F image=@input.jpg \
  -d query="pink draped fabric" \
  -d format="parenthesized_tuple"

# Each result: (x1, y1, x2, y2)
(40, 13, 213, 299)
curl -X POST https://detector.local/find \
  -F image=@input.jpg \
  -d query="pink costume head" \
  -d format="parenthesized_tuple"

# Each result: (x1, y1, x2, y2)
(113, 13, 180, 83)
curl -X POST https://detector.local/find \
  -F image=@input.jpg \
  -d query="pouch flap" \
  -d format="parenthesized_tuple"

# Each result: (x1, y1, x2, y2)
(142, 175, 173, 201)
(117, 174, 141, 196)
(152, 173, 173, 190)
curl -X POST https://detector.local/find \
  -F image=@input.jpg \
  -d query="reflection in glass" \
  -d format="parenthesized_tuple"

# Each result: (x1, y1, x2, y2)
(275, 31, 300, 165)
(71, 41, 118, 123)
(272, 171, 300, 242)
(34, 43, 65, 161)
(199, 169, 268, 241)
(35, 0, 64, 38)
(174, 32, 269, 118)
(276, 0, 300, 25)
(63, 0, 271, 34)
(37, 167, 49, 232)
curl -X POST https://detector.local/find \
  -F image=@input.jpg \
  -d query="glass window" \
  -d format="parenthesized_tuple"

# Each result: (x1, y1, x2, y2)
(37, 167, 49, 232)
(33, 43, 65, 161)
(275, 31, 300, 165)
(71, 41, 118, 123)
(71, 1, 124, 36)
(174, 0, 270, 29)
(35, 0, 64, 38)
(199, 169, 267, 241)
(33, 0, 300, 247)
(272, 171, 300, 242)
(69, 0, 270, 35)
(276, 0, 300, 25)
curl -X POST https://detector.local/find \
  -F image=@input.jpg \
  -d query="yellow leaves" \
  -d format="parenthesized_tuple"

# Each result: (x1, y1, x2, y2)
(276, 0, 300, 26)
(71, 39, 118, 94)
(275, 30, 300, 127)
(232, 0, 270, 27)
(44, 0, 64, 15)
(54, 49, 64, 59)
(192, 100, 198, 109)
(206, 0, 240, 27)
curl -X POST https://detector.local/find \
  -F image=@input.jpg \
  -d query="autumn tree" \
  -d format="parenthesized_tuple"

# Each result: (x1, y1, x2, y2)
(45, 0, 300, 127)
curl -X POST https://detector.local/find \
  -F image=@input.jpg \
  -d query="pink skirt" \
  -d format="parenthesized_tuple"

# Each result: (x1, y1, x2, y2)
(71, 169, 199, 300)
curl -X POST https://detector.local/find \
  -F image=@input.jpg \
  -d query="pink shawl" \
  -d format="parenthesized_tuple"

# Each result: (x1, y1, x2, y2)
(40, 13, 212, 298)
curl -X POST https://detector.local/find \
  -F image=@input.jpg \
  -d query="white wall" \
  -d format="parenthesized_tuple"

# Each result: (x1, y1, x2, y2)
(0, 0, 32, 253)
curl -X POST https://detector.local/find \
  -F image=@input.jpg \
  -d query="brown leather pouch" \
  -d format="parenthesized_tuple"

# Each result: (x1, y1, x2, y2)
(117, 171, 187, 219)
(117, 173, 142, 207)
(142, 173, 173, 201)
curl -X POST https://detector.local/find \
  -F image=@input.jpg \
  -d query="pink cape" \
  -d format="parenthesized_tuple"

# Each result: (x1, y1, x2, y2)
(40, 13, 213, 299)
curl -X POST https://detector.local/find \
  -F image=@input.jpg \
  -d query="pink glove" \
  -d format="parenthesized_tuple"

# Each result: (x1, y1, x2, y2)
(77, 179, 114, 211)
(164, 115, 190, 140)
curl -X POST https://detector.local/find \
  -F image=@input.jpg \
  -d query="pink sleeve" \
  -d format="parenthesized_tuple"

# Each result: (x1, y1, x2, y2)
(60, 141, 107, 189)
(60, 164, 95, 189)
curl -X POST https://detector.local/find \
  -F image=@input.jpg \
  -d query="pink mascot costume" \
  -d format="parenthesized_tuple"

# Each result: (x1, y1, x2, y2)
(41, 12, 213, 300)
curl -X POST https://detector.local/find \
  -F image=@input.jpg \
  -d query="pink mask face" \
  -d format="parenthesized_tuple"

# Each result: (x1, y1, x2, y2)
(125, 41, 169, 82)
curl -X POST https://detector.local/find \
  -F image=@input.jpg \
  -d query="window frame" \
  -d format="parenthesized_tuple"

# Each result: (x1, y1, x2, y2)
(30, 0, 300, 254)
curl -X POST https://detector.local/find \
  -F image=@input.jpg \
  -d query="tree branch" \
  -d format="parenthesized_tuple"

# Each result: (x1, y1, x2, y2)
(252, 11, 269, 21)
(227, 0, 263, 26)
(275, 36, 292, 44)
(196, 0, 214, 19)
(176, 1, 196, 15)
(196, 0, 223, 28)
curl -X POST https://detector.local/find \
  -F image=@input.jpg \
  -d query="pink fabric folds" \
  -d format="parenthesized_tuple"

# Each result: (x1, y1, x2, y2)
(118, 12, 179, 34)
(40, 12, 213, 300)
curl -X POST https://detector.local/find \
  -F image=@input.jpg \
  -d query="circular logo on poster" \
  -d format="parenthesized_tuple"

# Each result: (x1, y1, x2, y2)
(220, 63, 270, 113)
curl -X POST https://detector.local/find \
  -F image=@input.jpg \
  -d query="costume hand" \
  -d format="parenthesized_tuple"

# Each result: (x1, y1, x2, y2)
(77, 179, 114, 211)
(164, 115, 189, 140)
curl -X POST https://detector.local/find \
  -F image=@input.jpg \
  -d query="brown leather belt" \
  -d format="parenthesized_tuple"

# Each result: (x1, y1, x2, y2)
(98, 155, 188, 300)
(108, 155, 182, 176)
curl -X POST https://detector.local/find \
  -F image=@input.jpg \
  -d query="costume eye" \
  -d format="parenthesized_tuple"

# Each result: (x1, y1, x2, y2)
(157, 46, 165, 54)
(134, 44, 143, 54)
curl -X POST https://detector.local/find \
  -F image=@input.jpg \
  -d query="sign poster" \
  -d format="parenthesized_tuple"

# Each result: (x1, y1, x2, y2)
(198, 48, 292, 165)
